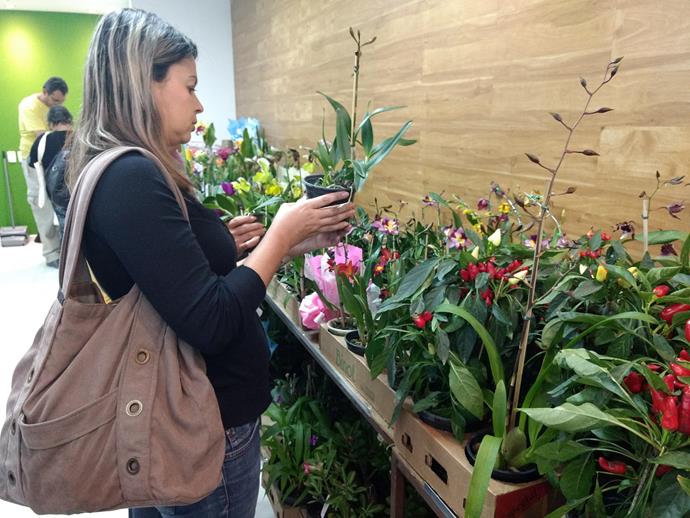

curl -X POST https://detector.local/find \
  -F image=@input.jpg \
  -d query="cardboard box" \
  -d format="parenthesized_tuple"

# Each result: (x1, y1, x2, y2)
(395, 409, 557, 518)
(268, 279, 301, 325)
(318, 326, 396, 436)
(261, 468, 311, 518)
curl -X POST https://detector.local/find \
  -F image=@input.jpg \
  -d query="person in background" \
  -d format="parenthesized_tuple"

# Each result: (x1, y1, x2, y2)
(68, 9, 354, 518)
(29, 105, 73, 242)
(18, 77, 68, 267)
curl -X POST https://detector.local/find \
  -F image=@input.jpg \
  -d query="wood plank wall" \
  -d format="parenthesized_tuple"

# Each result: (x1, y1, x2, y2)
(231, 0, 690, 242)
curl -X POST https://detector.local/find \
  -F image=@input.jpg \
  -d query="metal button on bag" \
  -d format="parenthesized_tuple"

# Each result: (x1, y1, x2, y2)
(126, 400, 143, 417)
(126, 458, 140, 475)
(135, 350, 150, 365)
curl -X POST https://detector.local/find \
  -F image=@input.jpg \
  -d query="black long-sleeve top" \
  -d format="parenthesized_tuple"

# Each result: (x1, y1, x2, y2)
(83, 151, 270, 428)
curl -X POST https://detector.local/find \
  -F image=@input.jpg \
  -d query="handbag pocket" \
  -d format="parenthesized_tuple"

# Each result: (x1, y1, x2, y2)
(20, 390, 117, 449)
(18, 390, 123, 513)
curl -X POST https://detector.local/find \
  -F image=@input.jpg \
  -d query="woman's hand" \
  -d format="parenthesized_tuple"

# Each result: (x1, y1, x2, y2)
(287, 229, 351, 258)
(268, 192, 355, 251)
(227, 215, 266, 256)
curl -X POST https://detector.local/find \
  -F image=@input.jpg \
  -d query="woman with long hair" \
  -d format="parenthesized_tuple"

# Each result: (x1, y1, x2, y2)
(69, 8, 353, 517)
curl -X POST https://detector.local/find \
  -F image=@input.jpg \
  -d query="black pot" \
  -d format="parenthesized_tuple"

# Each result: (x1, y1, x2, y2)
(303, 174, 353, 206)
(345, 330, 365, 356)
(464, 432, 541, 483)
(417, 409, 453, 432)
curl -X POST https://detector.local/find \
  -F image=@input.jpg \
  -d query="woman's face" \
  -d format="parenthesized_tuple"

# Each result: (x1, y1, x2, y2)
(152, 57, 204, 150)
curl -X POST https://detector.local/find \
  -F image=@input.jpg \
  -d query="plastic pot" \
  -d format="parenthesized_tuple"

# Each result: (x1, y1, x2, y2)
(326, 318, 357, 337)
(345, 330, 365, 356)
(303, 174, 354, 206)
(464, 432, 541, 483)
(417, 409, 453, 432)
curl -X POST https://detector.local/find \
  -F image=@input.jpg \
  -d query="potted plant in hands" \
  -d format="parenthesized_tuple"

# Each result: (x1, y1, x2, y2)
(304, 27, 415, 202)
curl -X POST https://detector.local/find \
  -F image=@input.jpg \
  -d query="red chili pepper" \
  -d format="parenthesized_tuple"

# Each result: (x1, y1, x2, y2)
(653, 285, 672, 298)
(480, 288, 493, 306)
(598, 456, 627, 475)
(651, 388, 666, 414)
(661, 396, 679, 431)
(412, 315, 426, 329)
(685, 320, 690, 343)
(601, 232, 611, 241)
(467, 263, 479, 280)
(422, 311, 433, 322)
(681, 349, 690, 361)
(671, 363, 690, 378)
(655, 464, 673, 477)
(664, 374, 676, 393)
(624, 371, 644, 393)
(660, 304, 690, 324)
(647, 363, 662, 372)
(679, 386, 690, 435)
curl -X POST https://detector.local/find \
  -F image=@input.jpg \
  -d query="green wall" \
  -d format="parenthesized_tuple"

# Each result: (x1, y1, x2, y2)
(0, 10, 98, 233)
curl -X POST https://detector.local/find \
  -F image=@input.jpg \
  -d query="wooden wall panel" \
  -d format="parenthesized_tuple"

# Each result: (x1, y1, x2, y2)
(231, 0, 690, 240)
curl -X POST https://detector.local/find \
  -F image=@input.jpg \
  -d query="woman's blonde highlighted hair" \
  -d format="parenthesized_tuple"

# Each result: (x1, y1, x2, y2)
(67, 8, 197, 191)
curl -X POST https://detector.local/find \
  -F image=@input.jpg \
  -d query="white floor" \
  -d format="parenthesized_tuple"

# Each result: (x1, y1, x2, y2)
(0, 239, 273, 517)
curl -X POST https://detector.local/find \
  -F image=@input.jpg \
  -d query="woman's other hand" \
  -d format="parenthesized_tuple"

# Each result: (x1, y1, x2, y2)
(227, 215, 266, 255)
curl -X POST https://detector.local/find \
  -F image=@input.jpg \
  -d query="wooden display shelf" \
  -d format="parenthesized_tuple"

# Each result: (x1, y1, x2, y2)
(265, 284, 557, 518)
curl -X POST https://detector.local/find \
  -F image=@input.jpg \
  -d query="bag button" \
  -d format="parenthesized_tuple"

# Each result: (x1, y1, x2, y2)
(126, 458, 140, 475)
(126, 400, 143, 417)
(135, 350, 150, 365)
(7, 471, 15, 486)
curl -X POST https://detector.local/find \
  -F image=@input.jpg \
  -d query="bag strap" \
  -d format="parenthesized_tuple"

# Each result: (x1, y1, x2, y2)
(33, 132, 50, 208)
(58, 147, 190, 302)
(36, 131, 50, 165)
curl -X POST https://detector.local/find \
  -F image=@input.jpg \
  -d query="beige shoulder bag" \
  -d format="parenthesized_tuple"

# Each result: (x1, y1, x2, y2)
(0, 147, 225, 514)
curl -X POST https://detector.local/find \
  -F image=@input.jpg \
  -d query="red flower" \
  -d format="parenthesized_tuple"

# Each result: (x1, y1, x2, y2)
(335, 261, 356, 280)
(623, 371, 644, 393)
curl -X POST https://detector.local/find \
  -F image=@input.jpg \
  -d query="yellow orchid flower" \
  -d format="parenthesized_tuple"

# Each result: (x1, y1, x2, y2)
(232, 178, 251, 194)
(265, 181, 282, 196)
(596, 264, 608, 282)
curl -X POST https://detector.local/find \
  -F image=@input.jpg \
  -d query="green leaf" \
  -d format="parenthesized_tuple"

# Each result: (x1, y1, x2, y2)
(562, 311, 658, 349)
(652, 334, 677, 362)
(560, 454, 595, 500)
(385, 258, 439, 304)
(360, 118, 373, 155)
(572, 279, 603, 299)
(436, 328, 450, 364)
(678, 475, 690, 497)
(436, 303, 505, 385)
(544, 497, 590, 518)
(412, 392, 442, 413)
(532, 440, 590, 462)
(335, 107, 352, 163)
(365, 120, 413, 171)
(355, 105, 404, 137)
(500, 427, 526, 464)
(465, 435, 502, 518)
(521, 402, 626, 432)
(681, 233, 690, 270)
(605, 264, 638, 287)
(652, 452, 690, 470)
(638, 230, 688, 245)
(651, 470, 690, 518)
(317, 91, 352, 132)
(648, 266, 683, 285)
(492, 380, 506, 438)
(585, 481, 605, 517)
(449, 358, 484, 419)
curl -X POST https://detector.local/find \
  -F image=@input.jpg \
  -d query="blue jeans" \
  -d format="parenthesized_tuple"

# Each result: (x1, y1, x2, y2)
(129, 419, 260, 518)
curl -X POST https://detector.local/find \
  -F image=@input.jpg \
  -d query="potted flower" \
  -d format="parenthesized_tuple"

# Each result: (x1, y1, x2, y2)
(304, 28, 414, 201)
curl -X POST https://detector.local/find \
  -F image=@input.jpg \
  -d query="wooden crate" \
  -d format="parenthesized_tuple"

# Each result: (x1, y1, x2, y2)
(318, 325, 397, 432)
(394, 409, 557, 518)
(261, 468, 311, 518)
(268, 279, 301, 325)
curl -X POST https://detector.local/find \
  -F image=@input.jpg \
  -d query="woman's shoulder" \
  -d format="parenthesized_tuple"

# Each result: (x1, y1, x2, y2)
(100, 150, 168, 189)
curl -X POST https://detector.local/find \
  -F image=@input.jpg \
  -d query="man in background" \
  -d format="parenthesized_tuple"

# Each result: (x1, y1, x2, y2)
(18, 77, 68, 268)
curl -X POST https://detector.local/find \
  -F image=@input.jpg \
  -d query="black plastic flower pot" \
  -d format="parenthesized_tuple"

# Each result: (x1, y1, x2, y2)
(464, 432, 541, 483)
(303, 174, 354, 207)
(345, 330, 365, 356)
(417, 409, 453, 432)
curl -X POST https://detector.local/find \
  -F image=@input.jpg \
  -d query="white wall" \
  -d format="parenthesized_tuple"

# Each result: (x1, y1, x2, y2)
(132, 0, 236, 141)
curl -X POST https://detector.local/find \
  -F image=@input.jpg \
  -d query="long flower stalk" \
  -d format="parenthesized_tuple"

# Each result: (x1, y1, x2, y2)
(507, 58, 623, 430)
